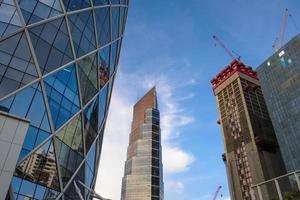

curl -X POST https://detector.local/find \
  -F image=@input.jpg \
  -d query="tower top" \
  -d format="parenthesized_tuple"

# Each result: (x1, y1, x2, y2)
(132, 87, 157, 130)
(210, 60, 258, 93)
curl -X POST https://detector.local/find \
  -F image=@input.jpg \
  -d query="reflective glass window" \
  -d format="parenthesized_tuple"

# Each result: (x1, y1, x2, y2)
(86, 143, 96, 187)
(0, 0, 22, 38)
(18, 0, 62, 25)
(68, 10, 96, 58)
(110, 41, 118, 75)
(94, 7, 110, 47)
(111, 0, 119, 4)
(13, 140, 60, 199)
(0, 32, 38, 99)
(111, 7, 120, 40)
(77, 53, 98, 106)
(84, 97, 99, 151)
(98, 46, 110, 88)
(62, 0, 91, 12)
(29, 17, 73, 74)
(0, 83, 51, 160)
(64, 164, 85, 200)
(56, 113, 83, 154)
(92, 0, 110, 6)
(99, 83, 108, 127)
(44, 64, 80, 130)
(54, 137, 83, 186)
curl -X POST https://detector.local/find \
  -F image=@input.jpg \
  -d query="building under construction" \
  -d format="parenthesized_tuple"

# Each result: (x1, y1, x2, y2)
(211, 60, 286, 200)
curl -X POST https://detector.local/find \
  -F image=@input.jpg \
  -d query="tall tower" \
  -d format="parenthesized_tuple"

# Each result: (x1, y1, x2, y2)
(121, 87, 164, 200)
(0, 0, 129, 199)
(257, 34, 300, 172)
(211, 60, 286, 200)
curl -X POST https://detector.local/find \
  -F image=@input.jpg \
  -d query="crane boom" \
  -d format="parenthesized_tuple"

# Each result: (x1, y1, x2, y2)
(213, 35, 237, 61)
(280, 8, 288, 47)
(213, 186, 222, 200)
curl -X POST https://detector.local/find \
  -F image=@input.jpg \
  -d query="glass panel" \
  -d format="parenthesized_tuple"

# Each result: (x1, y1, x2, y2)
(68, 10, 96, 58)
(28, 17, 73, 75)
(0, 0, 22, 38)
(98, 46, 110, 89)
(56, 113, 83, 154)
(0, 31, 38, 99)
(54, 137, 83, 186)
(62, 0, 91, 12)
(92, 0, 110, 6)
(86, 143, 96, 190)
(17, 0, 62, 25)
(0, 83, 52, 160)
(83, 97, 99, 152)
(13, 140, 60, 198)
(77, 53, 98, 106)
(111, 0, 119, 4)
(110, 41, 118, 76)
(99, 83, 108, 127)
(111, 7, 119, 41)
(120, 7, 125, 36)
(44, 64, 80, 130)
(278, 174, 300, 199)
(64, 164, 85, 200)
(94, 7, 110, 47)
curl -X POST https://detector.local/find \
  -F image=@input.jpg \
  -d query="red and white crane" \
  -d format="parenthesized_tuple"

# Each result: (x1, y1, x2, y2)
(213, 35, 241, 61)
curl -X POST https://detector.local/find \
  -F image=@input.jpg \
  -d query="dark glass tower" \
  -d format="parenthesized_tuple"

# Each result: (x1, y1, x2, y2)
(257, 34, 300, 172)
(121, 87, 164, 200)
(211, 60, 286, 200)
(0, 0, 128, 199)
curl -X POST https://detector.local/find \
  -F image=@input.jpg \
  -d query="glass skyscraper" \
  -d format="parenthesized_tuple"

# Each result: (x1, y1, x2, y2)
(121, 87, 164, 200)
(0, 0, 128, 199)
(257, 34, 300, 172)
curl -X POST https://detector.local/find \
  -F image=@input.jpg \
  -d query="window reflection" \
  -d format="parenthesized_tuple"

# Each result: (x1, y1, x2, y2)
(77, 53, 98, 106)
(0, 0, 22, 38)
(94, 7, 110, 47)
(98, 46, 110, 89)
(12, 140, 60, 199)
(68, 10, 96, 58)
(84, 97, 99, 151)
(44, 64, 80, 130)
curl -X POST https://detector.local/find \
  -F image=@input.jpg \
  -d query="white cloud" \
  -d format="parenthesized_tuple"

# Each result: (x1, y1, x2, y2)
(95, 70, 195, 199)
(163, 146, 194, 174)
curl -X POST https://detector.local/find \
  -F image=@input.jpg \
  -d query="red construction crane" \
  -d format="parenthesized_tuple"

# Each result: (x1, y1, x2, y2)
(213, 35, 240, 61)
(280, 8, 289, 48)
(213, 186, 222, 200)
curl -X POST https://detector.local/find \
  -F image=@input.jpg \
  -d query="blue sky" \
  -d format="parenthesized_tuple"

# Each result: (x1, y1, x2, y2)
(96, 1, 300, 200)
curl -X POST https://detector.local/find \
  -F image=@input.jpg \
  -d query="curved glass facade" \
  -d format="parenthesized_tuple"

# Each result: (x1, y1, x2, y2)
(0, 0, 129, 199)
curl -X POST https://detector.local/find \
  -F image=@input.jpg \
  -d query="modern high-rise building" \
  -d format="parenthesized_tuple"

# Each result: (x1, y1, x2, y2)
(0, 0, 129, 199)
(121, 87, 164, 200)
(257, 33, 300, 172)
(211, 60, 286, 200)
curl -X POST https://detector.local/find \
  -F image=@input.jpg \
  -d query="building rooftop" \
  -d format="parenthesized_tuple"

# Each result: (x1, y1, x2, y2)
(211, 60, 258, 92)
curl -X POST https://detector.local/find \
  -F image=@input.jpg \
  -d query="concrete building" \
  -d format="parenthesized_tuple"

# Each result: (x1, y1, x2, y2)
(211, 60, 286, 200)
(121, 87, 164, 200)
(257, 33, 300, 172)
(0, 0, 129, 199)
